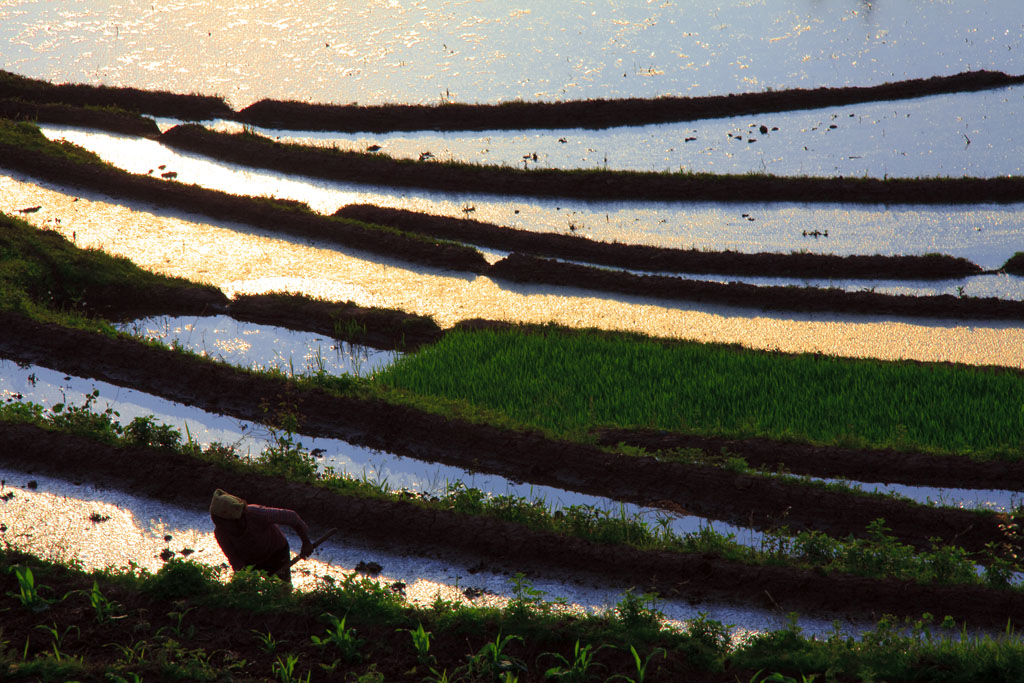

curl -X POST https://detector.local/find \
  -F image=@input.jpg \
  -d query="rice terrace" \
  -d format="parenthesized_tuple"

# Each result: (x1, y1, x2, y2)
(2, 2, 1024, 681)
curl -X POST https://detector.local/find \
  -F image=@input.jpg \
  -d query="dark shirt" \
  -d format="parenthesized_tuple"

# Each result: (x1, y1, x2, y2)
(214, 504, 310, 570)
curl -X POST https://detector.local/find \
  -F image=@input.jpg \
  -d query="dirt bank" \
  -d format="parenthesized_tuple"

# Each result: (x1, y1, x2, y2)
(0, 69, 233, 120)
(0, 311, 1015, 558)
(336, 204, 986, 280)
(160, 123, 1024, 204)
(2, 420, 1021, 630)
(7, 68, 1021, 133)
(234, 70, 1024, 132)
(0, 98, 161, 137)
(488, 252, 1024, 321)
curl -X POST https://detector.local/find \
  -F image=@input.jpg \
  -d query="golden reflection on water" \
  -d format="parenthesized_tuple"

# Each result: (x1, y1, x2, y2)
(0, 474, 510, 609)
(3, 172, 1023, 369)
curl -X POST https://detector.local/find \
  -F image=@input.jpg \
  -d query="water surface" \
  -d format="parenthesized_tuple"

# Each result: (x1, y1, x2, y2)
(2, 1, 1020, 107)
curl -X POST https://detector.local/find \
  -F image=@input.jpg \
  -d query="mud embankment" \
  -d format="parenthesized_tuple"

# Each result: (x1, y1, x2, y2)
(336, 204, 985, 280)
(489, 252, 1024, 320)
(0, 99, 161, 138)
(0, 311, 1016, 557)
(595, 428, 1024, 491)
(6, 68, 1022, 133)
(2, 420, 1022, 629)
(0, 69, 232, 120)
(233, 70, 1024, 132)
(160, 123, 1024, 204)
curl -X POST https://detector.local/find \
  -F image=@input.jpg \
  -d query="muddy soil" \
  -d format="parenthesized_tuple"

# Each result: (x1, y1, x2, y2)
(594, 428, 1024, 491)
(337, 204, 987, 280)
(231, 71, 1024, 132)
(0, 69, 233, 120)
(0, 547, 726, 683)
(3, 419, 1022, 630)
(1, 311, 1017, 559)
(489, 252, 1024, 321)
(161, 123, 1024, 205)
(0, 98, 161, 137)
(7, 67, 1021, 134)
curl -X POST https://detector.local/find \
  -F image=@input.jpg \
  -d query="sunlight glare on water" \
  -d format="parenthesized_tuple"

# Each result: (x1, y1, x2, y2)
(2, 171, 1023, 369)
(0, 1, 1021, 107)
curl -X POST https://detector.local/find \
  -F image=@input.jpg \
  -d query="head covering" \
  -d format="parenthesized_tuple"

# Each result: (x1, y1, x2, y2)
(210, 489, 246, 519)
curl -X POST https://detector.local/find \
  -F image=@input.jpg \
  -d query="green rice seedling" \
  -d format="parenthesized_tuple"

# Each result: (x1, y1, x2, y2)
(272, 652, 311, 683)
(310, 612, 363, 663)
(6, 565, 54, 612)
(251, 629, 283, 654)
(82, 579, 124, 623)
(605, 645, 666, 683)
(34, 622, 79, 663)
(462, 631, 526, 681)
(397, 621, 435, 667)
(539, 639, 610, 681)
(106, 639, 149, 665)
(157, 606, 196, 640)
(375, 327, 1024, 456)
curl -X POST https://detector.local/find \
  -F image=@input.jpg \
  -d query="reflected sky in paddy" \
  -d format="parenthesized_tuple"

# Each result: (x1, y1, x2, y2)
(1, 1, 1021, 108)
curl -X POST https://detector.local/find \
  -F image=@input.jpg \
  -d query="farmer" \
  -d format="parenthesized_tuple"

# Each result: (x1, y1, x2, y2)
(209, 488, 314, 584)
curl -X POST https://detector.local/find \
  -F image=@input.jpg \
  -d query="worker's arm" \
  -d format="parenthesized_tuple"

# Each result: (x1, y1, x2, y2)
(247, 505, 315, 556)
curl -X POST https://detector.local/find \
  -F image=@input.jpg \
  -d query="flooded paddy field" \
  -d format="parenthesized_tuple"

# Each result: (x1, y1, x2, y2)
(35, 124, 1024, 273)
(3, 1, 1024, 675)
(4, 168, 1024, 367)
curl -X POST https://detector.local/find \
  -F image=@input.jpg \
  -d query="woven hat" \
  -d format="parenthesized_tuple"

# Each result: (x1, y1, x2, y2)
(210, 489, 246, 519)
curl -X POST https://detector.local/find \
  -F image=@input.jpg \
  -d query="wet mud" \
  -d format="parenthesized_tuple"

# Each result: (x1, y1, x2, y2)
(7, 68, 1022, 134)
(488, 252, 1024, 321)
(234, 70, 1024, 132)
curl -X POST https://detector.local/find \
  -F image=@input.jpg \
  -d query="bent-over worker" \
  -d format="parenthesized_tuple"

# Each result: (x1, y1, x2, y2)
(210, 488, 314, 583)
